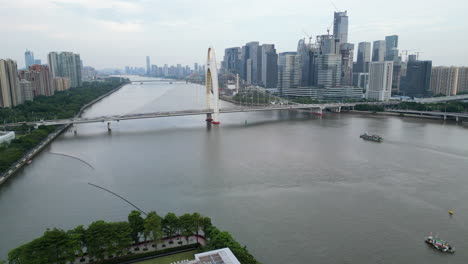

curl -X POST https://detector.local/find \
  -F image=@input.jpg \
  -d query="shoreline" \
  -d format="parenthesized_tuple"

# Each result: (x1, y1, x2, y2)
(0, 83, 127, 187)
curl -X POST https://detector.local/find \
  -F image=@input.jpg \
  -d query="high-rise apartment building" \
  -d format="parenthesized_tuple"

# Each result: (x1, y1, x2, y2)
(34, 59, 41, 65)
(333, 11, 348, 44)
(385, 35, 399, 61)
(457, 67, 468, 93)
(372, 40, 386, 62)
(367, 61, 393, 101)
(356, 42, 371, 73)
(399, 60, 432, 97)
(146, 56, 151, 75)
(25, 50, 35, 69)
(53, 77, 71, 92)
(223, 47, 241, 75)
(47, 52, 82, 88)
(261, 44, 278, 88)
(19, 79, 33, 101)
(0, 59, 22, 107)
(19, 65, 53, 96)
(431, 67, 459, 96)
(278, 52, 301, 96)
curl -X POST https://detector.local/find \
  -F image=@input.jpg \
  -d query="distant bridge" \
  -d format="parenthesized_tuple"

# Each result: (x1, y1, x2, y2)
(387, 109, 468, 122)
(413, 94, 468, 103)
(1, 102, 392, 128)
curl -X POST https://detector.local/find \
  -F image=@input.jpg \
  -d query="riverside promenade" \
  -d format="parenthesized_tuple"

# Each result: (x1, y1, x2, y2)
(0, 83, 126, 187)
(72, 235, 206, 264)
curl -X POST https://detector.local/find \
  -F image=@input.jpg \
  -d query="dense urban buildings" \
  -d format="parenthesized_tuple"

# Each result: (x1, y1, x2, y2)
(47, 51, 82, 88)
(19, 64, 54, 96)
(367, 61, 393, 101)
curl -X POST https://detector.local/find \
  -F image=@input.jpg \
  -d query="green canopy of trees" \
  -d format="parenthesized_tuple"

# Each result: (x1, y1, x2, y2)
(0, 125, 56, 173)
(0, 80, 125, 123)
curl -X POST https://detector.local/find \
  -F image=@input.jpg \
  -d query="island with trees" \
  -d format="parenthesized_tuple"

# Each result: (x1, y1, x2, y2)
(6, 211, 260, 264)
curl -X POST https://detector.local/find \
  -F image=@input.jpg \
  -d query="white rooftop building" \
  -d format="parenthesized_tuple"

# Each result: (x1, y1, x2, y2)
(174, 248, 241, 264)
(0, 131, 15, 144)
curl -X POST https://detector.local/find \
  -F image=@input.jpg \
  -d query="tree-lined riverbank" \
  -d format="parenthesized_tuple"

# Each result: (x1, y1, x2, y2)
(7, 211, 260, 264)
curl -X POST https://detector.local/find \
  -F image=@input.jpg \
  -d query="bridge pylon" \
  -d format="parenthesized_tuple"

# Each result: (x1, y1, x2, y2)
(206, 47, 220, 124)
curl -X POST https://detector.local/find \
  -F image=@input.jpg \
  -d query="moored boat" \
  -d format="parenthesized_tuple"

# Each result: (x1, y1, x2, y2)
(425, 233, 455, 253)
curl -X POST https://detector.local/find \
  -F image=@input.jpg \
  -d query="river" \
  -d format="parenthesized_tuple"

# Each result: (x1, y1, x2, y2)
(1, 77, 468, 263)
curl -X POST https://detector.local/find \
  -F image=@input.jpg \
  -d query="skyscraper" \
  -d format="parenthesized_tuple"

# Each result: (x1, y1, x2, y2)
(399, 60, 432, 97)
(48, 52, 59, 78)
(385, 35, 399, 61)
(333, 11, 348, 45)
(261, 44, 278, 88)
(297, 39, 316, 87)
(0, 59, 21, 107)
(340, 43, 354, 86)
(372, 40, 386, 62)
(241, 42, 262, 85)
(223, 47, 241, 74)
(356, 42, 371, 73)
(48, 52, 82, 88)
(367, 61, 393, 101)
(316, 54, 342, 88)
(278, 52, 301, 96)
(146, 56, 151, 75)
(25, 50, 35, 69)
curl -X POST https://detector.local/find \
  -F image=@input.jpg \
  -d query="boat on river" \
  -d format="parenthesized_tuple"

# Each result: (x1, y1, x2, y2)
(360, 132, 383, 142)
(425, 233, 455, 253)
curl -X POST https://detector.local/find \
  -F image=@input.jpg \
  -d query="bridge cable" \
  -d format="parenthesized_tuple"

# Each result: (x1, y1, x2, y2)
(88, 183, 148, 216)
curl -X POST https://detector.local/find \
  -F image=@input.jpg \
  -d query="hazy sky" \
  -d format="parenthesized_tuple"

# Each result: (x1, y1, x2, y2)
(0, 0, 466, 69)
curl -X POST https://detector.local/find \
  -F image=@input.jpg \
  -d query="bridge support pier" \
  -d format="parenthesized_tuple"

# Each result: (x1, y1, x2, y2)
(107, 122, 112, 132)
(313, 107, 323, 116)
(72, 124, 77, 134)
(444, 115, 447, 120)
(206, 113, 213, 122)
(456, 116, 460, 122)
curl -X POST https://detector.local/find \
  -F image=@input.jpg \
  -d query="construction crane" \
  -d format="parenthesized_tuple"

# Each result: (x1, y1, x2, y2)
(400, 49, 417, 61)
(302, 30, 313, 45)
(330, 0, 339, 12)
(415, 52, 424, 60)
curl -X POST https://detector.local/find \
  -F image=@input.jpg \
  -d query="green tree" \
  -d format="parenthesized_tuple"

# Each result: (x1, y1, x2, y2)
(205, 227, 259, 264)
(85, 220, 110, 261)
(192, 212, 202, 242)
(144, 211, 163, 248)
(162, 212, 179, 241)
(179, 213, 195, 243)
(128, 210, 145, 244)
(200, 216, 212, 237)
(111, 221, 133, 256)
(68, 225, 86, 259)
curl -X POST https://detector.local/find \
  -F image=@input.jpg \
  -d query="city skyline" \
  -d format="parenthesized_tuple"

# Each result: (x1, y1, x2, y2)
(0, 0, 466, 69)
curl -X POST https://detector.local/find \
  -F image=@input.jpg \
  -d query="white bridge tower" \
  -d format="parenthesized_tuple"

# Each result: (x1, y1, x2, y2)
(205, 47, 221, 124)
